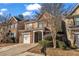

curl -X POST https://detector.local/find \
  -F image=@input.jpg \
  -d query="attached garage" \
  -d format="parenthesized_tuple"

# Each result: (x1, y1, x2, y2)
(22, 33, 30, 44)
(19, 30, 43, 44)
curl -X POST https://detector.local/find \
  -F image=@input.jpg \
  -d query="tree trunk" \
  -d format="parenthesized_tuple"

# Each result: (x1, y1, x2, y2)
(50, 21, 57, 48)
(53, 33, 56, 48)
(51, 30, 57, 48)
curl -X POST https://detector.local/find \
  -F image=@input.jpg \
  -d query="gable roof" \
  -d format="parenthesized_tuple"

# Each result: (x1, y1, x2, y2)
(24, 12, 51, 23)
(10, 16, 22, 21)
(67, 3, 79, 16)
(13, 16, 22, 21)
(9, 16, 22, 22)
(37, 11, 52, 20)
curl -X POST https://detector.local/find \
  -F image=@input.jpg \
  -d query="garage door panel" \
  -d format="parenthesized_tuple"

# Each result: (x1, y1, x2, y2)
(23, 33, 30, 44)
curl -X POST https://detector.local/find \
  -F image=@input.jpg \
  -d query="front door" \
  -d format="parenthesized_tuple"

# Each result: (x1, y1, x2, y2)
(23, 33, 30, 44)
(34, 31, 42, 43)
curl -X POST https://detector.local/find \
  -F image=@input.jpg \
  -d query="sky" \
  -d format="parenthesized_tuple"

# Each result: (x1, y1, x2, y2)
(0, 3, 41, 17)
(0, 3, 76, 17)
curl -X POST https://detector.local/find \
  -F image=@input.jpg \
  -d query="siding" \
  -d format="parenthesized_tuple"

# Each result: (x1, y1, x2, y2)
(65, 6, 79, 46)
(72, 7, 79, 16)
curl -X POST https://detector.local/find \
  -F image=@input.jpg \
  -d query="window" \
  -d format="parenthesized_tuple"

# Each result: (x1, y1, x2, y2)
(8, 25, 11, 29)
(38, 22, 43, 28)
(75, 16, 79, 26)
(14, 24, 17, 29)
(11, 24, 17, 29)
(26, 23, 32, 29)
(11, 24, 14, 29)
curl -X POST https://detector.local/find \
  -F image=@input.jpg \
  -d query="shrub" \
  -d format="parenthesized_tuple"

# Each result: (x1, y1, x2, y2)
(39, 39, 50, 47)
(44, 36, 53, 47)
(45, 36, 52, 41)
(56, 40, 67, 49)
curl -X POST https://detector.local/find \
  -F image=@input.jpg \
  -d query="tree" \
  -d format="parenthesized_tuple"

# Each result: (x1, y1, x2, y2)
(0, 13, 12, 43)
(41, 3, 64, 48)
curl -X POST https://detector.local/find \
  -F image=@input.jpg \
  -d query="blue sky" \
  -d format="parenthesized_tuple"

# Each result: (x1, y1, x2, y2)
(0, 3, 25, 16)
(0, 3, 41, 17)
(0, 3, 76, 17)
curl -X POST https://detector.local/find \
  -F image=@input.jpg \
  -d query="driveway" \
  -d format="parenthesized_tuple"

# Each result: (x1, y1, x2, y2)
(0, 43, 42, 56)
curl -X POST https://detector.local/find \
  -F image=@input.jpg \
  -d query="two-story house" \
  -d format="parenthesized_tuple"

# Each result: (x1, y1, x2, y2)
(19, 12, 52, 44)
(64, 4, 79, 47)
(5, 16, 25, 43)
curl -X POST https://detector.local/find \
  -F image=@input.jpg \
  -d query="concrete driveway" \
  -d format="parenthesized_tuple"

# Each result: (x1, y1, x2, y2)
(0, 43, 42, 56)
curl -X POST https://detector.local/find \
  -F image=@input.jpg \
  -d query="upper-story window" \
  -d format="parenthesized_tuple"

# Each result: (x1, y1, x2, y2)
(38, 22, 44, 28)
(74, 16, 79, 26)
(11, 24, 17, 29)
(11, 24, 14, 29)
(26, 23, 32, 29)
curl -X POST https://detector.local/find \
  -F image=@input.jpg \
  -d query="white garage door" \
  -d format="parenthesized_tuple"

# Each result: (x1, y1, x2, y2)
(23, 33, 30, 44)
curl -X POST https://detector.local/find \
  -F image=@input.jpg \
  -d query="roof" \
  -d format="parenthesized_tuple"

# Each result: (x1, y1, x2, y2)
(24, 11, 51, 23)
(37, 11, 53, 21)
(36, 12, 45, 20)
(7, 16, 23, 24)
(8, 16, 23, 22)
(14, 16, 22, 21)
(66, 3, 79, 16)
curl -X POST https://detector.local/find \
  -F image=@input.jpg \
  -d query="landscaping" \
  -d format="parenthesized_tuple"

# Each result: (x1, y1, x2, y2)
(28, 45, 79, 56)
(28, 37, 79, 56)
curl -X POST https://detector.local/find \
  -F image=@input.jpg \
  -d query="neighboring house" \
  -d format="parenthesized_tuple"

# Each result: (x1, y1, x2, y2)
(4, 16, 25, 43)
(0, 22, 10, 43)
(64, 4, 79, 47)
(19, 12, 52, 44)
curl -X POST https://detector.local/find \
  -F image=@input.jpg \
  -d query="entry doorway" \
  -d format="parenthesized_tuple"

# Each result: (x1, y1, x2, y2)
(34, 31, 42, 43)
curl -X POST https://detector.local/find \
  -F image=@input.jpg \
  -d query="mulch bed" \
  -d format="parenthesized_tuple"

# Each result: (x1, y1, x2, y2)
(28, 45, 79, 56)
